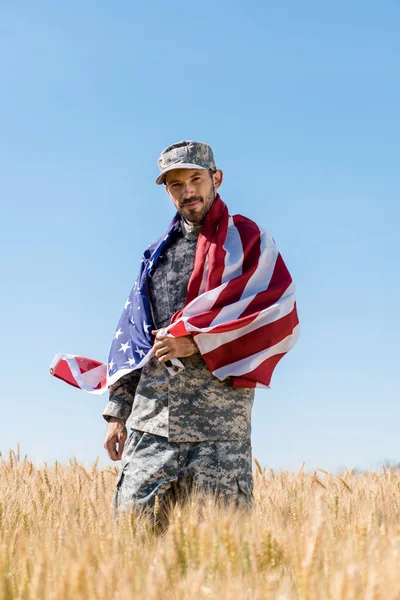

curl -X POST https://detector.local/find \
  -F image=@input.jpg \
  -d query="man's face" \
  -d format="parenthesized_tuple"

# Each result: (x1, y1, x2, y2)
(164, 168, 223, 225)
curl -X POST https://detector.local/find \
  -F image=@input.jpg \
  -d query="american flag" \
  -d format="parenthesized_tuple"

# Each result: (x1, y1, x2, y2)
(50, 194, 299, 393)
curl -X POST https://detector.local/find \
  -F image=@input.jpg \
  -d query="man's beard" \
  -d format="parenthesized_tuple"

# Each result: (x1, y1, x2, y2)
(179, 183, 216, 225)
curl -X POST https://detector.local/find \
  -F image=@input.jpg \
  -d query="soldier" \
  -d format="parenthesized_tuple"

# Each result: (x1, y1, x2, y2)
(101, 140, 292, 531)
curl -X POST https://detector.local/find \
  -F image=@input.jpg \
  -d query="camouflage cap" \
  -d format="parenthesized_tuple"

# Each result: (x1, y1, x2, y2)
(156, 140, 217, 185)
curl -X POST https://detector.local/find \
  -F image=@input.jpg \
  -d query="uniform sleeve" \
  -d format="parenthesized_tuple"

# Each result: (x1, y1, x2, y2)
(102, 369, 142, 423)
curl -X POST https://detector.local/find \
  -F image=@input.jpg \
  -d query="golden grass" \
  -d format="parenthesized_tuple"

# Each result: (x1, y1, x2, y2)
(2, 447, 400, 599)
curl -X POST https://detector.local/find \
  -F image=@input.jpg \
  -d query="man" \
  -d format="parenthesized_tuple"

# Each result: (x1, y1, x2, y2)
(101, 140, 299, 529)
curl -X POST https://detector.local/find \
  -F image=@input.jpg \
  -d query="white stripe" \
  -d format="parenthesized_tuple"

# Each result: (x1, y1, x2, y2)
(50, 353, 65, 370)
(81, 364, 108, 388)
(237, 228, 278, 305)
(65, 356, 107, 394)
(220, 217, 243, 284)
(194, 281, 296, 354)
(212, 323, 300, 379)
(174, 280, 230, 319)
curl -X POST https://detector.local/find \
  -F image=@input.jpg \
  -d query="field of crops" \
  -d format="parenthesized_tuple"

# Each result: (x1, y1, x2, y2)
(2, 447, 400, 599)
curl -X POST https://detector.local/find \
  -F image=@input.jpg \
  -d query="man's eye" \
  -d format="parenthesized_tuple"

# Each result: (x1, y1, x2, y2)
(192, 177, 201, 181)
(171, 183, 181, 188)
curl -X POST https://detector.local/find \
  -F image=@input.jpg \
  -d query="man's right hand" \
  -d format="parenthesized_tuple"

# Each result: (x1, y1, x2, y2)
(103, 417, 127, 461)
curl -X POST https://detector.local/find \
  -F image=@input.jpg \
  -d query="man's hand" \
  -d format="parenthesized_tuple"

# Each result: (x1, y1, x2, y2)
(152, 329, 199, 363)
(103, 417, 127, 461)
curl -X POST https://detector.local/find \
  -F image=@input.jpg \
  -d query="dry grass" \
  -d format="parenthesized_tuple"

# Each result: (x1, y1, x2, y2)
(2, 447, 400, 599)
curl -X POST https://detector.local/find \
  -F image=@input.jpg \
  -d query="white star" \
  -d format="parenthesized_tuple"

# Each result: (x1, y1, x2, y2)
(136, 306, 141, 310)
(135, 347, 146, 358)
(173, 221, 180, 231)
(114, 328, 123, 340)
(148, 260, 154, 270)
(118, 341, 130, 353)
(125, 357, 136, 367)
(143, 321, 151, 333)
(124, 299, 131, 310)
(129, 317, 135, 325)
(109, 358, 115, 370)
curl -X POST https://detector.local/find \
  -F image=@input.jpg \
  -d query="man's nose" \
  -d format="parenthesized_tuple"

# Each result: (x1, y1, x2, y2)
(181, 182, 196, 199)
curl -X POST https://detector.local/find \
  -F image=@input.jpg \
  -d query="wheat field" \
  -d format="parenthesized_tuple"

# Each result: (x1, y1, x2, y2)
(2, 446, 400, 600)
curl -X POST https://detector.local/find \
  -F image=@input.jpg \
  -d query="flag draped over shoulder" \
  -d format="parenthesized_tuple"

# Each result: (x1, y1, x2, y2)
(50, 195, 299, 394)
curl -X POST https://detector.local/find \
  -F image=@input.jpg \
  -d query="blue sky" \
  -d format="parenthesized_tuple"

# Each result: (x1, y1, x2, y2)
(1, 1, 399, 473)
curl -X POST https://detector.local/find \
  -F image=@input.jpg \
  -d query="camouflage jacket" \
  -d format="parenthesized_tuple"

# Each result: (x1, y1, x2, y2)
(102, 218, 254, 442)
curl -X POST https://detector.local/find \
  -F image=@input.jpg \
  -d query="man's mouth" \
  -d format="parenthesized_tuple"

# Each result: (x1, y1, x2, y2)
(182, 200, 202, 209)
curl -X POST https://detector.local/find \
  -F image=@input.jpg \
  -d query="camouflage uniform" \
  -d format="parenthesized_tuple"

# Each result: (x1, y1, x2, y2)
(102, 218, 255, 526)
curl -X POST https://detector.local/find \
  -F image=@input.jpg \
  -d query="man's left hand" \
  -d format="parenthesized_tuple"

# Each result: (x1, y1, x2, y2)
(151, 329, 199, 363)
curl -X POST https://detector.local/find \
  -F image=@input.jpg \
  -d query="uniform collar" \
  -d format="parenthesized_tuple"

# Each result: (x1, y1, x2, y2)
(180, 218, 202, 241)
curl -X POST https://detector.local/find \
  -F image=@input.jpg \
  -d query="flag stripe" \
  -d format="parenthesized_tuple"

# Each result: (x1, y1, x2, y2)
(206, 206, 229, 292)
(211, 323, 300, 380)
(201, 304, 299, 372)
(232, 352, 287, 388)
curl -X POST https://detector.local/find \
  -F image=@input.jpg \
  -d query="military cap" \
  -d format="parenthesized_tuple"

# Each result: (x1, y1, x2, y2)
(156, 140, 217, 185)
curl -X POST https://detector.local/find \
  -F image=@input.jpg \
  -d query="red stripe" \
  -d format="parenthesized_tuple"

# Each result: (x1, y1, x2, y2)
(229, 377, 257, 388)
(205, 207, 228, 291)
(168, 320, 188, 337)
(239, 253, 292, 319)
(96, 376, 107, 391)
(52, 361, 81, 389)
(234, 215, 262, 278)
(184, 194, 227, 304)
(231, 353, 286, 387)
(201, 305, 299, 372)
(75, 356, 104, 372)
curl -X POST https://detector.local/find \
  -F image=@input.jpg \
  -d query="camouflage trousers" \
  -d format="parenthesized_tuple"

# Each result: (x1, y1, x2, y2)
(112, 429, 253, 532)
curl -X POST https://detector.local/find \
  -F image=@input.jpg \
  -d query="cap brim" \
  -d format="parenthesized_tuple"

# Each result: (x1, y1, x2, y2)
(156, 163, 207, 185)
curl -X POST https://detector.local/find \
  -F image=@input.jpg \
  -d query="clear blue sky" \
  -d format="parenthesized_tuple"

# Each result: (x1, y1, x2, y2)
(1, 1, 399, 473)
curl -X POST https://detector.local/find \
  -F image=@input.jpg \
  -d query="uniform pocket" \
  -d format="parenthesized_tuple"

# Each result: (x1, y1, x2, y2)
(112, 465, 126, 514)
(116, 430, 146, 484)
(122, 429, 146, 460)
(115, 467, 125, 488)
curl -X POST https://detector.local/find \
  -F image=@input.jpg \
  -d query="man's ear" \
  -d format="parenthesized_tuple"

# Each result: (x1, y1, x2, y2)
(212, 169, 223, 190)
